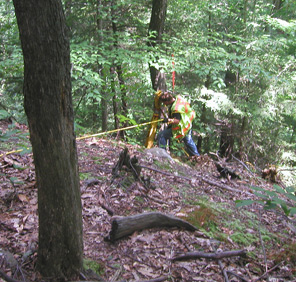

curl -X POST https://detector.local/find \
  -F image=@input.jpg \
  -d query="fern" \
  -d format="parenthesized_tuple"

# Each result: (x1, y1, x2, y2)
(236, 184, 296, 216)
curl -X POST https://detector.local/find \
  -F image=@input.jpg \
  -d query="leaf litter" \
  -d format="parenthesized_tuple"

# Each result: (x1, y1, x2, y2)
(0, 122, 295, 282)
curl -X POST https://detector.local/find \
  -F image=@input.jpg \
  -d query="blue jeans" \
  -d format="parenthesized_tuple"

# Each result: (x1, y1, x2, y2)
(158, 128, 200, 156)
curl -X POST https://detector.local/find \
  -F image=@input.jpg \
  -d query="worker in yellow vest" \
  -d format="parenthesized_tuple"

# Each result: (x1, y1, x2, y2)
(158, 91, 200, 156)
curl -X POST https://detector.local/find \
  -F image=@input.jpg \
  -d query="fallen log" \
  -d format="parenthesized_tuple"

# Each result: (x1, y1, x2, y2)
(172, 249, 247, 262)
(105, 212, 197, 242)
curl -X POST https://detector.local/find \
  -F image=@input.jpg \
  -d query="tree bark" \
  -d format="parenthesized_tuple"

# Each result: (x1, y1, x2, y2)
(97, 0, 108, 131)
(105, 212, 197, 242)
(110, 0, 126, 139)
(147, 0, 168, 91)
(272, 0, 284, 12)
(13, 0, 83, 280)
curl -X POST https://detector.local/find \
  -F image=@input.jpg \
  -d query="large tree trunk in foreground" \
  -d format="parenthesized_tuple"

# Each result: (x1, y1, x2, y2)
(13, 0, 83, 279)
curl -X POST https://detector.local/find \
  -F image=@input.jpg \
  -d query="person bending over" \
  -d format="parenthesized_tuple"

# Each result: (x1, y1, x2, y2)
(157, 91, 200, 157)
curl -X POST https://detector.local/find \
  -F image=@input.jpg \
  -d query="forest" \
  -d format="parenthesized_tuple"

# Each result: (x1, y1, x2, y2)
(0, 0, 296, 281)
(0, 0, 295, 181)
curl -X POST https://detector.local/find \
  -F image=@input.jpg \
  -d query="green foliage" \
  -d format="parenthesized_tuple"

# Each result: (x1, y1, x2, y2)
(169, 139, 186, 157)
(0, 123, 30, 153)
(236, 184, 296, 216)
(79, 172, 92, 181)
(9, 176, 24, 186)
(1, 0, 295, 175)
(0, 1, 25, 123)
(83, 259, 104, 276)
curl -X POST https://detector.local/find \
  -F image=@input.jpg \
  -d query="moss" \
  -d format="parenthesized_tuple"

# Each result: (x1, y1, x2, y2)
(79, 172, 92, 180)
(230, 231, 258, 246)
(134, 196, 144, 203)
(215, 232, 228, 243)
(154, 159, 174, 172)
(80, 151, 89, 157)
(83, 259, 104, 276)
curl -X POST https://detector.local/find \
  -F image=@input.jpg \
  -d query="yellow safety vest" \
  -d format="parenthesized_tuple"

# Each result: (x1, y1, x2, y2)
(171, 95, 195, 139)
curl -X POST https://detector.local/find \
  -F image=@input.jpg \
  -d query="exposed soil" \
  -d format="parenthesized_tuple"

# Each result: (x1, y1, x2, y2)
(0, 121, 295, 282)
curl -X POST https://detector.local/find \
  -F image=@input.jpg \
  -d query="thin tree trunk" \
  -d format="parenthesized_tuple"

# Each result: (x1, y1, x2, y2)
(97, 0, 108, 131)
(110, 0, 126, 138)
(13, 0, 83, 279)
(117, 64, 128, 120)
(110, 67, 123, 138)
(238, 116, 247, 159)
(272, 0, 284, 12)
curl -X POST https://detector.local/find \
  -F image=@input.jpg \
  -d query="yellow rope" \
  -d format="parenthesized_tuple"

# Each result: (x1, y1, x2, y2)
(76, 119, 163, 140)
(0, 119, 164, 157)
(1, 149, 24, 157)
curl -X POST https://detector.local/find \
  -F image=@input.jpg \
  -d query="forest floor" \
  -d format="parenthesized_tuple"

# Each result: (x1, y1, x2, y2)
(0, 120, 295, 282)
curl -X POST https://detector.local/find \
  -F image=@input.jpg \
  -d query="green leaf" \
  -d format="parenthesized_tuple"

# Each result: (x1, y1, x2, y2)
(265, 190, 277, 197)
(286, 193, 296, 202)
(235, 199, 255, 207)
(289, 208, 296, 216)
(253, 191, 268, 199)
(251, 186, 266, 192)
(286, 186, 296, 193)
(9, 177, 24, 185)
(273, 184, 286, 194)
(264, 201, 277, 210)
(280, 203, 290, 216)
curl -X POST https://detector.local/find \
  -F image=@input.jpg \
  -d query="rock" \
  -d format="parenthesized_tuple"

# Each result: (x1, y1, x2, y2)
(144, 147, 173, 160)
(0, 248, 18, 271)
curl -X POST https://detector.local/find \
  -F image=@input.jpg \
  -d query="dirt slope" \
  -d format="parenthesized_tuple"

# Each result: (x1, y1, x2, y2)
(0, 124, 295, 282)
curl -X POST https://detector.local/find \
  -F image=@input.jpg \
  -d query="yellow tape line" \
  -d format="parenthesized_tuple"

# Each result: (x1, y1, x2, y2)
(0, 119, 163, 157)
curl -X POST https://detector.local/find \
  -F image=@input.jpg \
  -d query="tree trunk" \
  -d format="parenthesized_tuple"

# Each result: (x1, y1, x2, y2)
(111, 1, 128, 126)
(13, 0, 83, 280)
(147, 0, 168, 91)
(97, 0, 108, 132)
(110, 67, 124, 139)
(117, 64, 128, 121)
(219, 122, 234, 159)
(109, 0, 126, 139)
(272, 0, 284, 11)
(238, 116, 247, 159)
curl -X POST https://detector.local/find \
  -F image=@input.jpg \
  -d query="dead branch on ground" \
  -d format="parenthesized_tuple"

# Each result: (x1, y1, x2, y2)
(172, 249, 247, 261)
(105, 212, 197, 242)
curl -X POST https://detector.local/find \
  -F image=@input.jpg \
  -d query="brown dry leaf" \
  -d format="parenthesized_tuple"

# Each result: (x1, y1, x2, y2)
(17, 193, 29, 203)
(3, 157, 20, 167)
(1, 122, 295, 282)
(137, 266, 158, 278)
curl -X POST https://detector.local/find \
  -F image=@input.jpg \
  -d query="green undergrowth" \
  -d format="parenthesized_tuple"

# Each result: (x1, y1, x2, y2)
(0, 123, 30, 153)
(182, 197, 278, 249)
(153, 159, 175, 173)
(83, 258, 104, 277)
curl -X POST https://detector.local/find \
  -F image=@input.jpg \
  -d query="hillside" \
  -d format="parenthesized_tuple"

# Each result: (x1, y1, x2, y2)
(0, 121, 295, 282)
